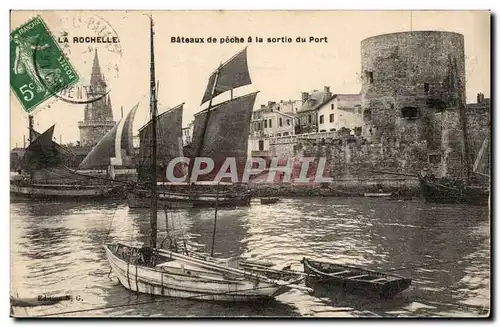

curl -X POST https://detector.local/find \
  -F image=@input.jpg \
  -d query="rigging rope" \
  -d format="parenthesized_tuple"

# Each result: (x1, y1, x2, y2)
(103, 205, 120, 245)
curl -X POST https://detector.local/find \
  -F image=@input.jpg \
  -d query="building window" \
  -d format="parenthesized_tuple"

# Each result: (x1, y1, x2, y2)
(428, 153, 441, 164)
(276, 133, 281, 137)
(258, 140, 264, 151)
(319, 115, 324, 124)
(264, 120, 268, 128)
(401, 106, 419, 120)
(329, 114, 334, 123)
(283, 132, 289, 136)
(279, 117, 283, 127)
(320, 129, 326, 132)
(366, 71, 374, 84)
(269, 119, 272, 128)
(287, 119, 290, 126)
(363, 109, 372, 121)
(424, 83, 430, 93)
(331, 103, 334, 110)
(308, 114, 312, 124)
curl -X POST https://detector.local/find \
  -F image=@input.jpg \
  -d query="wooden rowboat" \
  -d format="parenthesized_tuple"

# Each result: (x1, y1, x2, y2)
(302, 258, 411, 298)
(260, 197, 279, 204)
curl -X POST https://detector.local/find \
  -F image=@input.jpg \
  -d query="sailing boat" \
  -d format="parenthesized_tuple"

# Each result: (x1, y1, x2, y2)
(10, 117, 118, 199)
(418, 56, 490, 205)
(104, 18, 305, 302)
(78, 103, 139, 181)
(127, 46, 255, 208)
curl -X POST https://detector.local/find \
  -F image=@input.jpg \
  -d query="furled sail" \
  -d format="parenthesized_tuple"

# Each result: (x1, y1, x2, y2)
(78, 103, 139, 169)
(200, 48, 252, 105)
(191, 92, 258, 181)
(138, 103, 184, 182)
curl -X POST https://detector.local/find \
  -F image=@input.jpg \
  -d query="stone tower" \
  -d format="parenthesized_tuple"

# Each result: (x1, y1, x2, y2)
(78, 50, 116, 147)
(360, 31, 466, 177)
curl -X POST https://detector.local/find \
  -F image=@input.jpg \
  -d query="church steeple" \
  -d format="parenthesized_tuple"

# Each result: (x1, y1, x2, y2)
(90, 49, 107, 92)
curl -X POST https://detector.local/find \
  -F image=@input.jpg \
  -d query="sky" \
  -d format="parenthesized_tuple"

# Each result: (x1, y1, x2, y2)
(9, 10, 490, 148)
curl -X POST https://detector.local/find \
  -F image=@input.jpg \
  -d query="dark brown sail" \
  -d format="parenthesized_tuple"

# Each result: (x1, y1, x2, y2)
(78, 103, 139, 169)
(138, 103, 184, 182)
(21, 125, 59, 171)
(201, 48, 252, 105)
(191, 92, 258, 181)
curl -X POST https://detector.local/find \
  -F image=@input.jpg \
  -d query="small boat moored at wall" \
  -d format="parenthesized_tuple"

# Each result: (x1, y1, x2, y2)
(260, 197, 280, 204)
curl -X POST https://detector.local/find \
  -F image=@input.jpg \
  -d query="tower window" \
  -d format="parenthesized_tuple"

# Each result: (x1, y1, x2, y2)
(308, 114, 312, 124)
(366, 71, 374, 84)
(279, 117, 283, 127)
(401, 106, 419, 120)
(363, 109, 372, 121)
(331, 103, 334, 110)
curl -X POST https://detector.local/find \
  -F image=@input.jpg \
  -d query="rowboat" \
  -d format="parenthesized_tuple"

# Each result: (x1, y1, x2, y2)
(260, 197, 279, 204)
(302, 258, 411, 298)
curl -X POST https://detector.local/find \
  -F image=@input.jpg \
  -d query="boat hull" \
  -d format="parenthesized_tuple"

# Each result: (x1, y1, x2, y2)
(302, 258, 411, 298)
(127, 189, 252, 209)
(10, 183, 119, 200)
(104, 244, 290, 302)
(418, 177, 489, 206)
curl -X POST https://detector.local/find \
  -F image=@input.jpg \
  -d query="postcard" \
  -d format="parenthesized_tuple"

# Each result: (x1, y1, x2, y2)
(10, 10, 490, 318)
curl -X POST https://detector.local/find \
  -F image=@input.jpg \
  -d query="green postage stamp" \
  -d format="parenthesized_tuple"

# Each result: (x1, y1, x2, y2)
(10, 16, 79, 113)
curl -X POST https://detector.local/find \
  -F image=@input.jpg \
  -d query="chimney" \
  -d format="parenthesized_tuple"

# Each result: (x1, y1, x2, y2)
(324, 86, 331, 101)
(477, 93, 481, 103)
(301, 92, 310, 103)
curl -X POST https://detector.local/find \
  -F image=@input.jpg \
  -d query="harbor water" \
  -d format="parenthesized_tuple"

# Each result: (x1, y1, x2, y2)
(10, 197, 490, 317)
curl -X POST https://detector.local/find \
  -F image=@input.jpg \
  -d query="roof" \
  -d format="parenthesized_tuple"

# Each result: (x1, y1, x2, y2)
(298, 90, 334, 113)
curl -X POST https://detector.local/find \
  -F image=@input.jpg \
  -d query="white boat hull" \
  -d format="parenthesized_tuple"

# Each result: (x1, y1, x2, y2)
(104, 244, 292, 302)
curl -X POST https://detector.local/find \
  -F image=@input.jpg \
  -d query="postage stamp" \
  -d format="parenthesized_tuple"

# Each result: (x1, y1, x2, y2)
(10, 16, 80, 113)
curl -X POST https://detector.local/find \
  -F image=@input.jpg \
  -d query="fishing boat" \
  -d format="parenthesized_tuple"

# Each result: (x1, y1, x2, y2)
(302, 258, 412, 298)
(105, 17, 307, 302)
(77, 103, 139, 181)
(126, 46, 255, 208)
(260, 197, 279, 204)
(10, 122, 120, 199)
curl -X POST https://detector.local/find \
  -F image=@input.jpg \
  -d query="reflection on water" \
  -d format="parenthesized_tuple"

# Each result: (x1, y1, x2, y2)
(10, 197, 490, 317)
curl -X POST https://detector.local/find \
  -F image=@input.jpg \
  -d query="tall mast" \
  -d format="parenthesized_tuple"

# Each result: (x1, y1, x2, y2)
(149, 17, 158, 250)
(196, 63, 222, 158)
(188, 63, 222, 180)
(28, 115, 34, 144)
